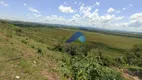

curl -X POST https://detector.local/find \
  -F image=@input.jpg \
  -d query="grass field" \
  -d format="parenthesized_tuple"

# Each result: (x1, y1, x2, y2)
(0, 22, 70, 80)
(0, 21, 142, 80)
(22, 27, 142, 49)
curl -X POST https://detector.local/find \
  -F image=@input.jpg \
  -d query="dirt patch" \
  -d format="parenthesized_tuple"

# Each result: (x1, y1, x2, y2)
(117, 68, 142, 80)
(41, 69, 59, 80)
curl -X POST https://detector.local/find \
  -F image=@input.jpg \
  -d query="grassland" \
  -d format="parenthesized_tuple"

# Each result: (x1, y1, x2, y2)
(0, 22, 70, 80)
(0, 21, 142, 80)
(21, 27, 142, 49)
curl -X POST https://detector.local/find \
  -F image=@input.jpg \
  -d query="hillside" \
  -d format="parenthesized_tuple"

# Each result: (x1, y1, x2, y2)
(0, 21, 142, 80)
(0, 21, 69, 80)
(7, 20, 142, 49)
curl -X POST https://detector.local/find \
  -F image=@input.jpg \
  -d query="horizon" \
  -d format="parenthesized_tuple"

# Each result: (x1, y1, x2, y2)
(0, 0, 142, 32)
(1, 18, 142, 33)
(2, 18, 142, 34)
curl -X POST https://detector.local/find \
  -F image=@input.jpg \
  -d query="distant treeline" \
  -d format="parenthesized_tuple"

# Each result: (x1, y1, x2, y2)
(9, 21, 57, 28)
(4, 19, 142, 39)
(79, 27, 142, 38)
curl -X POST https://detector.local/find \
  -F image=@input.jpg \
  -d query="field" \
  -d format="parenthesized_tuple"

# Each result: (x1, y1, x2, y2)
(0, 21, 142, 80)
(22, 27, 142, 49)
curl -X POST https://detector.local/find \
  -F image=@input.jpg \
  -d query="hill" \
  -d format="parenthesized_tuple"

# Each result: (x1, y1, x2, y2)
(0, 20, 142, 80)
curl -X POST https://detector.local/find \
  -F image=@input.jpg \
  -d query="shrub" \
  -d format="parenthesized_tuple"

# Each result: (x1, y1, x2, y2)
(124, 44, 142, 67)
(6, 34, 13, 38)
(21, 39, 27, 44)
(53, 43, 91, 56)
(31, 45, 35, 48)
(115, 57, 126, 66)
(37, 48, 43, 55)
(0, 21, 7, 24)
(61, 55, 125, 80)
(37, 48, 42, 53)
(15, 28, 22, 33)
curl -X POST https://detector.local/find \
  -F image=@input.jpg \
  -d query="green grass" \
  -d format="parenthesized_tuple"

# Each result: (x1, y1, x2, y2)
(22, 27, 142, 49)
(0, 22, 69, 80)
(0, 21, 142, 80)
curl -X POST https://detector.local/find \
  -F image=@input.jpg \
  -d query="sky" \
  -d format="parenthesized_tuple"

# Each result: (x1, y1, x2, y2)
(0, 0, 142, 32)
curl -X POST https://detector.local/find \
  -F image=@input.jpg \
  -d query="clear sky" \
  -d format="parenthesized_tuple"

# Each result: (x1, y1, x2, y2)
(0, 0, 142, 32)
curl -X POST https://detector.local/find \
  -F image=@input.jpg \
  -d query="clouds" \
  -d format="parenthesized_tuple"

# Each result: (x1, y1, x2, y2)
(24, 3, 41, 13)
(24, 1, 140, 32)
(129, 13, 142, 20)
(28, 7, 40, 13)
(24, 3, 27, 6)
(44, 15, 66, 24)
(95, 2, 100, 6)
(46, 3, 124, 29)
(122, 8, 126, 11)
(59, 5, 75, 13)
(108, 13, 142, 32)
(75, 1, 100, 7)
(43, 2, 139, 32)
(42, 3, 141, 32)
(1, 0, 141, 32)
(128, 13, 142, 28)
(84, 10, 124, 24)
(116, 16, 124, 20)
(44, 2, 134, 32)
(108, 4, 133, 14)
(107, 8, 115, 13)
(72, 14, 81, 20)
(111, 4, 133, 14)
(0, 1, 8, 6)
(79, 4, 92, 17)
(33, 14, 42, 18)
(24, 3, 42, 20)
(74, 2, 77, 4)
(122, 4, 133, 11)
(100, 14, 115, 23)
(116, 10, 121, 13)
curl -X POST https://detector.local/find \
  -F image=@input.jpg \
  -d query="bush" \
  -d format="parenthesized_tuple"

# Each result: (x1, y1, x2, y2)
(61, 55, 125, 80)
(0, 21, 7, 24)
(15, 28, 22, 33)
(6, 34, 13, 38)
(21, 39, 28, 44)
(124, 44, 142, 67)
(37, 48, 42, 53)
(53, 43, 91, 56)
(31, 45, 35, 48)
(115, 57, 126, 66)
(37, 48, 43, 55)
